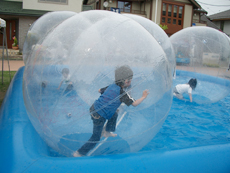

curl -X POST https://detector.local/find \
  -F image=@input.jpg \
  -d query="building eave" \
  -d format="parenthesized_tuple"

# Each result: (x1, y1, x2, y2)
(0, 1, 50, 17)
(194, 9, 208, 14)
(208, 9, 230, 20)
(212, 18, 230, 21)
(189, 0, 201, 9)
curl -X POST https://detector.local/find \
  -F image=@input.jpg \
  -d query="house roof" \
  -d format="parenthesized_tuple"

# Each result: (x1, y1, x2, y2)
(189, 0, 201, 8)
(201, 15, 221, 30)
(194, 8, 207, 14)
(0, 1, 49, 17)
(208, 9, 230, 20)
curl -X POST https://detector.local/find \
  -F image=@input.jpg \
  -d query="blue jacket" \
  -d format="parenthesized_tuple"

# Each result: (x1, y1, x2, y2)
(94, 84, 134, 119)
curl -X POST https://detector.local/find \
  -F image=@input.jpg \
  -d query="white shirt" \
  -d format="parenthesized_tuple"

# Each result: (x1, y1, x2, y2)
(62, 74, 70, 84)
(176, 84, 192, 94)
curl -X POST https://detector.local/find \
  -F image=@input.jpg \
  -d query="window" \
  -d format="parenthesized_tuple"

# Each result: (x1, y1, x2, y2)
(173, 5, 177, 17)
(220, 21, 224, 31)
(168, 5, 172, 17)
(179, 6, 183, 18)
(161, 2, 183, 26)
(167, 18, 171, 24)
(173, 19, 176, 24)
(118, 1, 131, 13)
(161, 2, 184, 35)
(38, 0, 68, 5)
(162, 3, 166, 16)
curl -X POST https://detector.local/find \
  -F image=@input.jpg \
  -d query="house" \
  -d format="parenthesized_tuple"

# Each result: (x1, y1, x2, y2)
(208, 9, 230, 36)
(0, 0, 206, 51)
(200, 15, 221, 31)
(0, 0, 82, 51)
(83, 0, 207, 36)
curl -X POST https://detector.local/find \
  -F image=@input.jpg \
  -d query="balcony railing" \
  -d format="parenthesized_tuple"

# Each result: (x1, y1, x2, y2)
(192, 19, 207, 24)
(105, 7, 146, 16)
(87, 0, 97, 5)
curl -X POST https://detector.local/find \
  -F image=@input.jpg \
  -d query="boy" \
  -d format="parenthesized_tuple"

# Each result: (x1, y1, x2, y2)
(73, 65, 149, 157)
(57, 68, 73, 90)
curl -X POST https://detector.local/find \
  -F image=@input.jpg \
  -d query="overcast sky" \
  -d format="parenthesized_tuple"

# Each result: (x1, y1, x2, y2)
(196, 0, 230, 16)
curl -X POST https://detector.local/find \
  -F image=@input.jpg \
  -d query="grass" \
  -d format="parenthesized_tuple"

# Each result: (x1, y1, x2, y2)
(3, 56, 23, 61)
(203, 63, 219, 68)
(0, 71, 17, 108)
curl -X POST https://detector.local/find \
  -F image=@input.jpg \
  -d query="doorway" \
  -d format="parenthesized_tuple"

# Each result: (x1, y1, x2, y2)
(7, 20, 17, 49)
(0, 20, 17, 49)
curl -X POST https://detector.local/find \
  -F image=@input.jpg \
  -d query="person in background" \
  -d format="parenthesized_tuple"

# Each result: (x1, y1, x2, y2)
(173, 78, 197, 102)
(57, 68, 73, 90)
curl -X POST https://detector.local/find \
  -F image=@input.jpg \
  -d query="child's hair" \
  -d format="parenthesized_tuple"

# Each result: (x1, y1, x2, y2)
(62, 68, 69, 74)
(188, 78, 197, 90)
(115, 65, 133, 87)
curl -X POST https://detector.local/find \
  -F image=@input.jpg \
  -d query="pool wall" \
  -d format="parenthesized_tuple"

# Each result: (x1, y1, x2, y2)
(1, 67, 230, 173)
(176, 70, 230, 87)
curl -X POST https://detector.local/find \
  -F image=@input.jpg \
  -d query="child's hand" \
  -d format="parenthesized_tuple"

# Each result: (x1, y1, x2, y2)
(142, 89, 149, 98)
(132, 89, 149, 107)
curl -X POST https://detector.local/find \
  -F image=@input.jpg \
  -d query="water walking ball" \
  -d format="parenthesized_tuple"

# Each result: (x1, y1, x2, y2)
(23, 10, 173, 157)
(170, 26, 230, 104)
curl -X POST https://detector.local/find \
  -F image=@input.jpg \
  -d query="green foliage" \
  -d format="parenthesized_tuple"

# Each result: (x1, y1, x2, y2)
(0, 71, 16, 108)
(12, 36, 18, 47)
(159, 24, 168, 30)
(203, 63, 219, 68)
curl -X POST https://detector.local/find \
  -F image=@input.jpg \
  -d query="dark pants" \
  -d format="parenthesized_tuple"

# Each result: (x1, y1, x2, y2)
(78, 105, 118, 156)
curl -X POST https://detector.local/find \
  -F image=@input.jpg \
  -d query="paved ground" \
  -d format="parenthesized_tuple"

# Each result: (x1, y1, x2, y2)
(0, 60, 25, 71)
(176, 65, 230, 79)
(1, 59, 230, 80)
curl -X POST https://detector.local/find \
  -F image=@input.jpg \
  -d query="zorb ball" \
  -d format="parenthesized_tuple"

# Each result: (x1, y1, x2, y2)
(23, 10, 173, 157)
(23, 11, 75, 64)
(123, 14, 176, 78)
(170, 26, 230, 104)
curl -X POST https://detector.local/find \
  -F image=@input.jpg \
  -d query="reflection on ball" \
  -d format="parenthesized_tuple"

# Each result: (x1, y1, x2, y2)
(123, 14, 176, 77)
(23, 11, 75, 64)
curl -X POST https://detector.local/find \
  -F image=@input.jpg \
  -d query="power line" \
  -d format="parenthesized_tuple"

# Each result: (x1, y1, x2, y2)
(197, 1, 230, 7)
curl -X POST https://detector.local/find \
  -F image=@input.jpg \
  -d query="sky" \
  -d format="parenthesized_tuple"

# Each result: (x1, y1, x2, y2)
(196, 0, 230, 16)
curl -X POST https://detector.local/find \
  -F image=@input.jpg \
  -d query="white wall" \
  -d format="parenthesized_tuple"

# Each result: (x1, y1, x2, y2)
(144, 1, 151, 20)
(23, 0, 82, 13)
(183, 4, 192, 28)
(223, 20, 230, 36)
(155, 0, 162, 24)
(213, 20, 230, 36)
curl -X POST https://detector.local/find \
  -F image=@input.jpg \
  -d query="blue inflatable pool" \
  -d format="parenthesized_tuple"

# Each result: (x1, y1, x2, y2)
(1, 67, 230, 173)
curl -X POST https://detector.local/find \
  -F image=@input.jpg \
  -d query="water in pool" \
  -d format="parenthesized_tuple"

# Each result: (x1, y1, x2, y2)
(141, 93, 230, 152)
(34, 70, 230, 156)
(48, 92, 230, 156)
